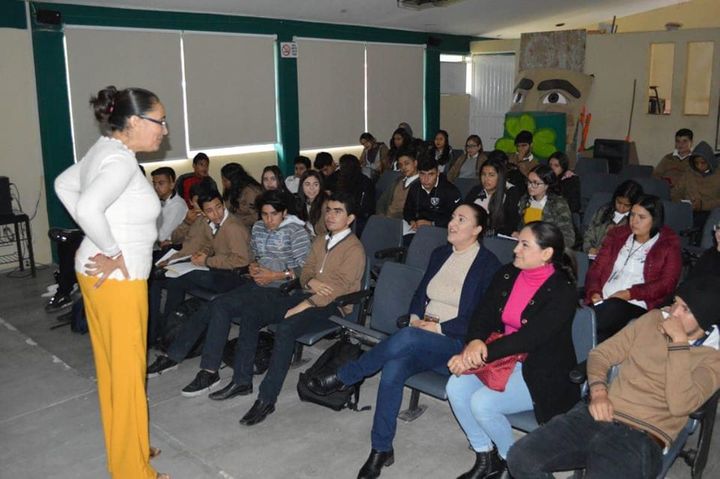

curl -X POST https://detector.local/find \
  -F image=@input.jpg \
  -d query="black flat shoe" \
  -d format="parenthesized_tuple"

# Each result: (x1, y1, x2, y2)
(306, 373, 349, 396)
(239, 399, 275, 426)
(358, 449, 394, 479)
(209, 381, 253, 401)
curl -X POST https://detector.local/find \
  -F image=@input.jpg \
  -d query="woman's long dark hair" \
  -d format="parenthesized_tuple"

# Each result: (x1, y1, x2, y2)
(633, 194, 664, 237)
(262, 165, 292, 195)
(600, 180, 644, 224)
(434, 130, 452, 166)
(459, 202, 488, 243)
(524, 221, 577, 284)
(297, 170, 326, 227)
(225, 165, 261, 213)
(480, 159, 509, 233)
(388, 128, 412, 157)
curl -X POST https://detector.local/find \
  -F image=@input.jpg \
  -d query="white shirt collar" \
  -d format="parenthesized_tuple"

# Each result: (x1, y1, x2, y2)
(523, 153, 535, 162)
(324, 228, 352, 250)
(209, 209, 230, 235)
(404, 174, 419, 188)
(673, 149, 691, 160)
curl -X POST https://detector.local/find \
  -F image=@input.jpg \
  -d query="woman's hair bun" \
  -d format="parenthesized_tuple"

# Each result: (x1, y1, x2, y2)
(90, 85, 118, 123)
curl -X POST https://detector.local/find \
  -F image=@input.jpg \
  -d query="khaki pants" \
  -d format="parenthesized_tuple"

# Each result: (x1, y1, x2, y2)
(77, 274, 156, 479)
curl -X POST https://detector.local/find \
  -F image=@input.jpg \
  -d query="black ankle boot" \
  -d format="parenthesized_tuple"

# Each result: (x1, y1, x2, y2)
(457, 448, 506, 479)
(357, 449, 394, 479)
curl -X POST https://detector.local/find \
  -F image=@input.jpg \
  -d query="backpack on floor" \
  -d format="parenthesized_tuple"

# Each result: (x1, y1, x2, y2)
(158, 297, 206, 359)
(296, 337, 370, 412)
(221, 331, 275, 375)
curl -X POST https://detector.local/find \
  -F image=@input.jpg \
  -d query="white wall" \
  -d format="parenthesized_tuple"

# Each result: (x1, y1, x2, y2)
(584, 28, 720, 165)
(0, 27, 51, 267)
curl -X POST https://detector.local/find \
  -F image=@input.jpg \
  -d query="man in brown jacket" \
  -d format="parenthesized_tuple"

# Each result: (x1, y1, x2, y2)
(653, 128, 694, 189)
(149, 189, 251, 343)
(234, 191, 367, 426)
(508, 276, 720, 479)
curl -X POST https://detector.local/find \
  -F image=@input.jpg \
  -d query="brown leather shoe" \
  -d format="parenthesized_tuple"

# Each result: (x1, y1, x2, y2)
(149, 446, 161, 459)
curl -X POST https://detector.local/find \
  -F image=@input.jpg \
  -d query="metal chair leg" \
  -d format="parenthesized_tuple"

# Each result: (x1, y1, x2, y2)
(398, 389, 427, 422)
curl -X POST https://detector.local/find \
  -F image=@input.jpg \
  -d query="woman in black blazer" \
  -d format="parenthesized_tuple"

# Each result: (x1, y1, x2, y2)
(446, 221, 579, 479)
(465, 158, 521, 236)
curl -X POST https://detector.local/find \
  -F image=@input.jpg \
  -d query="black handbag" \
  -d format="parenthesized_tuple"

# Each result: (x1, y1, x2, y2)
(297, 337, 370, 412)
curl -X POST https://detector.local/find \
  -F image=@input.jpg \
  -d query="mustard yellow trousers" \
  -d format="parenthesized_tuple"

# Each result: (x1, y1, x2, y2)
(77, 274, 156, 479)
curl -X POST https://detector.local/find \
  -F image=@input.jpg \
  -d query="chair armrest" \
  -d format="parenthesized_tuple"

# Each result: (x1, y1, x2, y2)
(374, 246, 406, 261)
(334, 289, 373, 308)
(569, 361, 587, 385)
(396, 314, 411, 329)
(279, 278, 301, 296)
(329, 316, 389, 345)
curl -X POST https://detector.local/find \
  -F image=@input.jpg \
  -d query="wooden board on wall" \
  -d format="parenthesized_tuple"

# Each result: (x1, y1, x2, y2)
(519, 30, 586, 72)
(440, 93, 470, 148)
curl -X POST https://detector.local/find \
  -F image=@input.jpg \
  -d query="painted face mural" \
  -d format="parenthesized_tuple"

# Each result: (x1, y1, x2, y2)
(509, 68, 593, 151)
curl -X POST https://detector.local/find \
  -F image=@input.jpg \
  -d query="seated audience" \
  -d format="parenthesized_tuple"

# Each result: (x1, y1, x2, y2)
(297, 170, 328, 237)
(359, 132, 390, 177)
(687, 220, 720, 281)
(515, 165, 575, 248)
(225, 165, 263, 229)
(446, 221, 580, 478)
(376, 149, 419, 219)
(233, 192, 366, 426)
(653, 127, 694, 189)
(336, 154, 375, 235)
(465, 158, 521, 237)
(447, 134, 486, 182)
(508, 130, 539, 179)
(431, 129, 453, 173)
(583, 180, 643, 255)
(314, 151, 339, 192)
(585, 194, 682, 342)
(284, 156, 310, 194)
(151, 166, 187, 250)
(403, 155, 462, 239)
(146, 190, 312, 396)
(387, 127, 412, 171)
(149, 189, 251, 343)
(307, 203, 502, 478)
(508, 276, 720, 479)
(672, 153, 720, 231)
(548, 151, 581, 214)
(169, 178, 214, 246)
(176, 152, 217, 206)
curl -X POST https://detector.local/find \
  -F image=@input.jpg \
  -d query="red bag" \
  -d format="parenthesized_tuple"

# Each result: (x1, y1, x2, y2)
(463, 331, 527, 392)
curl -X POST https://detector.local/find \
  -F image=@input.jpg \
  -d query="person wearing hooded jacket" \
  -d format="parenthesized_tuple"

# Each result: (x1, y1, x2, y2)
(146, 190, 312, 399)
(671, 153, 720, 231)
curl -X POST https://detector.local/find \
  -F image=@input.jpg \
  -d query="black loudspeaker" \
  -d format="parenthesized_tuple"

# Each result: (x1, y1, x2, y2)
(593, 139, 631, 174)
(36, 9, 62, 26)
(427, 36, 442, 47)
(0, 177, 12, 215)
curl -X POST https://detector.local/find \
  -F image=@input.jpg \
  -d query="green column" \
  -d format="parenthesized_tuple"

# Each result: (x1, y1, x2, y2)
(275, 33, 300, 177)
(31, 26, 76, 230)
(424, 46, 441, 141)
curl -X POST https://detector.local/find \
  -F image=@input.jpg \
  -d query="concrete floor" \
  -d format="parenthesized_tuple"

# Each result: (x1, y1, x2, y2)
(1, 269, 717, 479)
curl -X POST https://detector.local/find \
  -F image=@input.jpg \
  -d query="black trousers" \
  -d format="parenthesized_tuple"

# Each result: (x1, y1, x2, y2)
(593, 298, 647, 343)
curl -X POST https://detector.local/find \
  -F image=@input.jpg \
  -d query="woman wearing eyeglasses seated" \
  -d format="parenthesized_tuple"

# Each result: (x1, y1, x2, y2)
(447, 134, 487, 183)
(514, 165, 575, 248)
(584, 194, 682, 342)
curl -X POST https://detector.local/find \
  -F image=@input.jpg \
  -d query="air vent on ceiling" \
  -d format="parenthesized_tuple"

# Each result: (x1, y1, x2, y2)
(397, 0, 464, 10)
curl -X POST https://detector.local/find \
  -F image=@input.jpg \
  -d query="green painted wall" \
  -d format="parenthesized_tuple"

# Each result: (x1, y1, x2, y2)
(1, 1, 26, 29)
(28, 2, 476, 227)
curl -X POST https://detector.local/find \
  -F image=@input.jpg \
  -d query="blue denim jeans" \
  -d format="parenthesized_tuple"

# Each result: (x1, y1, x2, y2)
(338, 327, 464, 452)
(446, 362, 533, 458)
(507, 401, 662, 479)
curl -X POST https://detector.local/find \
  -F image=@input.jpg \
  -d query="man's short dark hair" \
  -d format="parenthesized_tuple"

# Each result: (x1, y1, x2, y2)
(294, 156, 311, 170)
(314, 152, 334, 170)
(417, 154, 439, 172)
(197, 189, 223, 209)
(255, 189, 289, 213)
(189, 177, 215, 198)
(515, 130, 533, 145)
(193, 152, 209, 165)
(675, 128, 693, 140)
(328, 191, 357, 218)
(151, 166, 176, 182)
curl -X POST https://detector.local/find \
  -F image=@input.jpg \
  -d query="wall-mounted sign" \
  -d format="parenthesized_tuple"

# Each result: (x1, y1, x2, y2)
(280, 42, 298, 58)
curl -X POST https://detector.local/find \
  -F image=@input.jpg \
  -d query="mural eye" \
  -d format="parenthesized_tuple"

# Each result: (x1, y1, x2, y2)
(513, 91, 525, 104)
(541, 91, 568, 105)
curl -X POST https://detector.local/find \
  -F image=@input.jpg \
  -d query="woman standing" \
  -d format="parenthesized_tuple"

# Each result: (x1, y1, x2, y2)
(55, 86, 169, 479)
(307, 204, 501, 479)
(446, 222, 579, 479)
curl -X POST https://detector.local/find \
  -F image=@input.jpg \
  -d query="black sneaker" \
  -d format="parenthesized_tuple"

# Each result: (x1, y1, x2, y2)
(146, 355, 178, 378)
(45, 294, 73, 313)
(181, 370, 221, 397)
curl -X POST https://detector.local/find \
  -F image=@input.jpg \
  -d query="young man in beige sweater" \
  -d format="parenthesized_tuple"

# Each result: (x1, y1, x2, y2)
(232, 191, 367, 426)
(508, 276, 720, 479)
